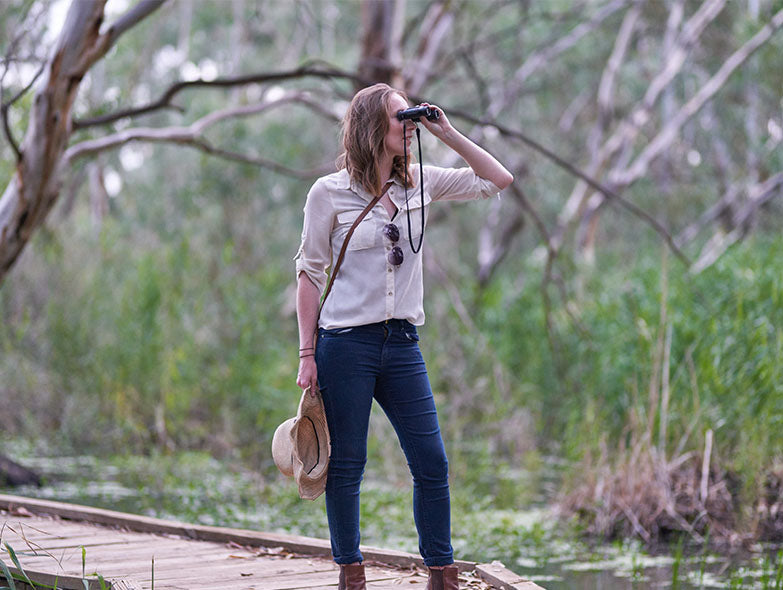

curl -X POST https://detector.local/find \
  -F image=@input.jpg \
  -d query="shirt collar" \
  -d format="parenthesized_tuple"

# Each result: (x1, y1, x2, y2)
(337, 168, 410, 199)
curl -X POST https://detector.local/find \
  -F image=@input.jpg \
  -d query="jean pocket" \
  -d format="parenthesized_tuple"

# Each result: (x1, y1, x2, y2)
(403, 329, 419, 342)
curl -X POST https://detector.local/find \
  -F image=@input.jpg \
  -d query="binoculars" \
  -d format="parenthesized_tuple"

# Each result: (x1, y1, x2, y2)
(396, 105, 440, 122)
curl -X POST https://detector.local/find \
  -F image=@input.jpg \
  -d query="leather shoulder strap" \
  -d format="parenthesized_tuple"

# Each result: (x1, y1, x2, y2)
(318, 182, 392, 317)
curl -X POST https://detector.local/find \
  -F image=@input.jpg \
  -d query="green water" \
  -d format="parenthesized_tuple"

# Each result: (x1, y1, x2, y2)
(1, 448, 780, 589)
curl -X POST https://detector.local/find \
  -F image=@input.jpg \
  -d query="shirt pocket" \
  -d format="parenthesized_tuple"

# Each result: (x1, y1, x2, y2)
(398, 201, 429, 242)
(336, 210, 377, 250)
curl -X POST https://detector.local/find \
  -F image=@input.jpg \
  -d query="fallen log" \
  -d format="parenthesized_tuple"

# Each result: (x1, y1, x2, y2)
(0, 453, 42, 487)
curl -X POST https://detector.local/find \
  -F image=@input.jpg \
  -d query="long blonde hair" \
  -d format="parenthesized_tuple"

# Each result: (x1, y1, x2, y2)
(337, 83, 412, 196)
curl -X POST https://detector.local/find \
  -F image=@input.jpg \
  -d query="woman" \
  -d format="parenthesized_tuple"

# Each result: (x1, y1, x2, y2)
(294, 83, 513, 590)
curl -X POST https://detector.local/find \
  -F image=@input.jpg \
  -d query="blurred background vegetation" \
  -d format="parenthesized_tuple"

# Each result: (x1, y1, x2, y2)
(1, 0, 782, 560)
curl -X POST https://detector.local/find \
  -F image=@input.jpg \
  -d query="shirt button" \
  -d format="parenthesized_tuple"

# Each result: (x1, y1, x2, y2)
(387, 268, 392, 273)
(388, 291, 393, 296)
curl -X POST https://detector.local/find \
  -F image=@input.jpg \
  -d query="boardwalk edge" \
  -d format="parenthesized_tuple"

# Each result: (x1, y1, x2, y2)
(2, 565, 111, 590)
(475, 562, 546, 590)
(0, 494, 545, 589)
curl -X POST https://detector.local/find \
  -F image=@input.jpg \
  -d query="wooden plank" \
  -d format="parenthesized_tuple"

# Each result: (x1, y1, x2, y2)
(150, 569, 404, 590)
(5, 535, 162, 553)
(1, 566, 115, 590)
(105, 557, 324, 579)
(95, 560, 400, 590)
(475, 562, 545, 590)
(164, 561, 421, 590)
(0, 495, 474, 571)
(22, 548, 237, 579)
(3, 496, 545, 590)
(136, 557, 336, 578)
(85, 552, 254, 577)
(1, 520, 108, 539)
(303, 582, 426, 590)
(9, 539, 202, 569)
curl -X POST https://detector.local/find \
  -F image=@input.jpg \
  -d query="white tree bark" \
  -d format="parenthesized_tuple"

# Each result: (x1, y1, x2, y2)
(554, 0, 727, 252)
(610, 7, 783, 188)
(0, 0, 165, 283)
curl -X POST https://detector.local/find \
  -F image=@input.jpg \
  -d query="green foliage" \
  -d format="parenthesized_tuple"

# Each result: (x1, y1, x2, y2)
(2, 1, 783, 563)
(3, 184, 783, 536)
(1, 543, 33, 589)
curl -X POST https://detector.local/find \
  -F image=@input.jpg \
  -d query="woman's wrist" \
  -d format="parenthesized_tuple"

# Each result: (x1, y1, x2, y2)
(440, 127, 467, 149)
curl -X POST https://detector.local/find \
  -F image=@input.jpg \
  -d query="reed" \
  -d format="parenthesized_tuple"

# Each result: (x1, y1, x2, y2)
(548, 236, 783, 547)
(1, 189, 781, 550)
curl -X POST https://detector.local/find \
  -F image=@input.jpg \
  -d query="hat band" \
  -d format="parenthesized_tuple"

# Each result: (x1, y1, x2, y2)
(301, 415, 321, 475)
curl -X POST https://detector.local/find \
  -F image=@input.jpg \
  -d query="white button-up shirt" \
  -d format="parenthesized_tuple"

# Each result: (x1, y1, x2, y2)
(295, 166, 500, 329)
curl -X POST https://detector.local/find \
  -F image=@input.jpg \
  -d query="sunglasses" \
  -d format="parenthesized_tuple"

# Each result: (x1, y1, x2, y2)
(383, 223, 404, 266)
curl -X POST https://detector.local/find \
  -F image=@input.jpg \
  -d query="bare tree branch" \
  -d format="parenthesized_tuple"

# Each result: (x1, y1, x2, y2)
(404, 1, 455, 95)
(474, 180, 560, 285)
(476, 197, 524, 285)
(188, 141, 335, 179)
(453, 112, 692, 265)
(107, 0, 168, 41)
(557, 0, 726, 241)
(561, 2, 783, 270)
(486, 0, 630, 121)
(610, 7, 783, 188)
(588, 1, 641, 154)
(0, 2, 50, 162)
(68, 0, 169, 75)
(675, 184, 741, 248)
(509, 183, 553, 253)
(0, 0, 166, 283)
(64, 92, 338, 178)
(690, 173, 783, 273)
(641, 0, 725, 116)
(70, 54, 633, 242)
(72, 62, 363, 129)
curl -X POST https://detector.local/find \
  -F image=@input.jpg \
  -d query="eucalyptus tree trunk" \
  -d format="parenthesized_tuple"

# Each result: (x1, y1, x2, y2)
(357, 0, 405, 88)
(0, 0, 165, 285)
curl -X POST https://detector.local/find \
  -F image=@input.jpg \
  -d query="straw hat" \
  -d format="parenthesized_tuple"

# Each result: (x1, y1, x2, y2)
(272, 387, 330, 500)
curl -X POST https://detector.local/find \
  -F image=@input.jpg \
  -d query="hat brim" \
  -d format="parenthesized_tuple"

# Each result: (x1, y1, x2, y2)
(272, 388, 330, 501)
(271, 418, 296, 477)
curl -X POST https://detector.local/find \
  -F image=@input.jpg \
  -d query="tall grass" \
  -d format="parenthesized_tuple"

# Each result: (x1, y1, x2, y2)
(0, 211, 298, 462)
(473, 237, 782, 542)
(420, 227, 783, 542)
(1, 189, 781, 544)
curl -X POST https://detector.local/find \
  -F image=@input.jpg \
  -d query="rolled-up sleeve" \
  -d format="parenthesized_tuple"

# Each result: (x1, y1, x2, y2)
(294, 179, 333, 294)
(424, 165, 501, 202)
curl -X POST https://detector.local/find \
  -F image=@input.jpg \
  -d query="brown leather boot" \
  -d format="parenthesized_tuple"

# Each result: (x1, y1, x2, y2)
(338, 563, 366, 590)
(426, 565, 459, 590)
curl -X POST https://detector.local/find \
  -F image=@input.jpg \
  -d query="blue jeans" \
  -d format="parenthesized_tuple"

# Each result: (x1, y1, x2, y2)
(316, 319, 453, 567)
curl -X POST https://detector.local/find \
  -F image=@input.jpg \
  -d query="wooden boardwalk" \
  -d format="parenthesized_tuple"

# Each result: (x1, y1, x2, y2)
(0, 495, 544, 590)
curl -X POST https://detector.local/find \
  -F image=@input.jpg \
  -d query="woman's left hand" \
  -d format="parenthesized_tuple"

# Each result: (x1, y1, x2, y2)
(417, 103, 454, 141)
(415, 101, 514, 190)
